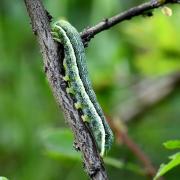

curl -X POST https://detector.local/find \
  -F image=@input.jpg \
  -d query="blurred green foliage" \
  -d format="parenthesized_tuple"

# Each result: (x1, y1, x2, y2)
(0, 0, 180, 179)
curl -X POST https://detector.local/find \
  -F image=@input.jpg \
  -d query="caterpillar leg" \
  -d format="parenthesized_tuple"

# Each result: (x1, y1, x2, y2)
(66, 87, 75, 95)
(63, 61, 67, 70)
(51, 31, 62, 43)
(81, 115, 90, 122)
(63, 75, 70, 81)
(74, 102, 82, 109)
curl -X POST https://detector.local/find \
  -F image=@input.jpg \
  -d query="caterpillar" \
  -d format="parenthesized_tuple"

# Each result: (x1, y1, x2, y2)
(51, 20, 113, 156)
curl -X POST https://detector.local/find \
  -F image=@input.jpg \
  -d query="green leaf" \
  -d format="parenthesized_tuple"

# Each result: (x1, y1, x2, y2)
(163, 140, 180, 150)
(154, 152, 180, 180)
(42, 128, 81, 161)
(104, 157, 124, 169)
(0, 177, 9, 180)
(104, 157, 144, 175)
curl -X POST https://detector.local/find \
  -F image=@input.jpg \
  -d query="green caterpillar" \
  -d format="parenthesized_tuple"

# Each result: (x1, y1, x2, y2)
(51, 20, 113, 156)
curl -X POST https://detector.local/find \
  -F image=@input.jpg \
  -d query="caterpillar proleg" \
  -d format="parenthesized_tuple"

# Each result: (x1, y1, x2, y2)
(52, 20, 113, 156)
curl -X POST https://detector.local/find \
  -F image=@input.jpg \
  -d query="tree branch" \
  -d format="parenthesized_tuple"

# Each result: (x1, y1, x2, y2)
(23, 0, 108, 179)
(81, 0, 180, 45)
(23, 0, 180, 179)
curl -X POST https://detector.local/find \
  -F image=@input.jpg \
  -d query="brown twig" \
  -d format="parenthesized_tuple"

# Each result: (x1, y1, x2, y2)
(106, 72, 180, 178)
(107, 116, 157, 178)
(24, 0, 108, 179)
(81, 0, 180, 45)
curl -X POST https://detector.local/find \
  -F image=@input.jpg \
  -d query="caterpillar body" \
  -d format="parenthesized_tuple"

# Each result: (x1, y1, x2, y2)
(52, 20, 113, 156)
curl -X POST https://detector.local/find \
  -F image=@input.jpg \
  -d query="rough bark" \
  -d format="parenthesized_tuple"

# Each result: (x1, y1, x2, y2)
(24, 0, 108, 179)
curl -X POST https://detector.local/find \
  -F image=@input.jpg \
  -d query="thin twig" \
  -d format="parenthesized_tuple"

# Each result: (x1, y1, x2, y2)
(81, 0, 180, 45)
(107, 116, 157, 178)
(24, 0, 108, 179)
